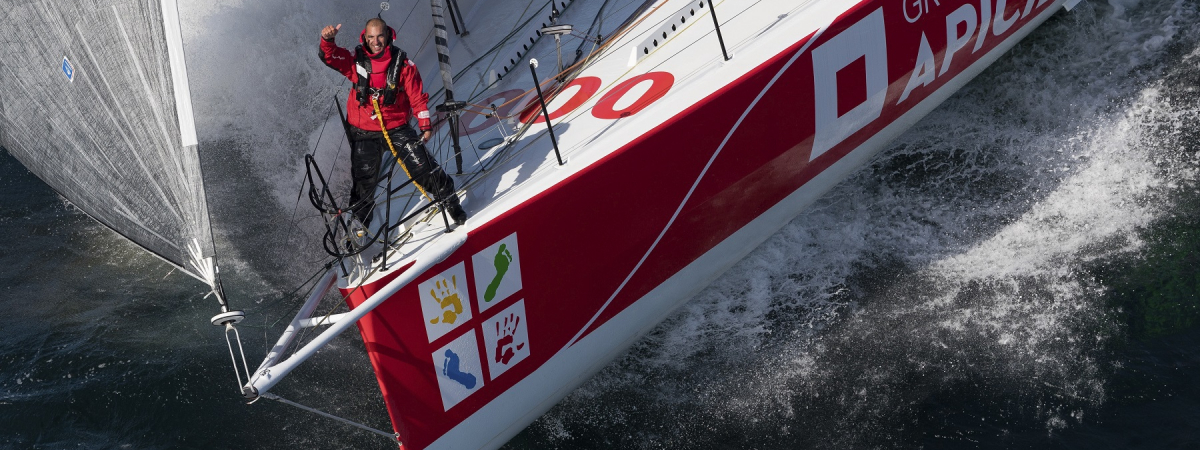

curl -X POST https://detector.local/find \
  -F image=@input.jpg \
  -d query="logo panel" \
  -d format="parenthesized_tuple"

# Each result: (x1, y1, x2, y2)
(481, 300, 531, 380)
(419, 262, 473, 342)
(431, 331, 485, 411)
(471, 233, 523, 312)
(811, 7, 887, 161)
(61, 56, 74, 82)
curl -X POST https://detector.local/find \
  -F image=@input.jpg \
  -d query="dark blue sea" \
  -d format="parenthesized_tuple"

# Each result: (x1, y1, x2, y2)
(2, 1, 1199, 448)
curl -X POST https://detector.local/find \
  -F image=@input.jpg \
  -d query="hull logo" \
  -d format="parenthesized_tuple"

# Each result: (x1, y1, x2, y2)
(420, 262, 474, 342)
(904, 0, 941, 23)
(431, 331, 485, 410)
(811, 8, 888, 161)
(471, 233, 523, 312)
(428, 234, 529, 407)
(62, 56, 74, 82)
(481, 300, 530, 380)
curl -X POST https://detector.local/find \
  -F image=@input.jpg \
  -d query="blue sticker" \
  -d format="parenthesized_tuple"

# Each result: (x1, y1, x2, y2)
(441, 349, 477, 389)
(62, 57, 74, 82)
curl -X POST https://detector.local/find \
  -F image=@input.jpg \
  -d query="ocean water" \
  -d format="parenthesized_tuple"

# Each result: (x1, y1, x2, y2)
(3, 0, 1200, 449)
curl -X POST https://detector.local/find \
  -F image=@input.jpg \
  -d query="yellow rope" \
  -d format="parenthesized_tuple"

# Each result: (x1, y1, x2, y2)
(371, 96, 434, 203)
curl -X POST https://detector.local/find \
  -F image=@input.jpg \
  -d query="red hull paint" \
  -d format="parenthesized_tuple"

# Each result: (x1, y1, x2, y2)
(342, 0, 1059, 447)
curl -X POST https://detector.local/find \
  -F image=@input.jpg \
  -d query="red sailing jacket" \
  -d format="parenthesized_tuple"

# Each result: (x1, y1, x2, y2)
(319, 28, 432, 133)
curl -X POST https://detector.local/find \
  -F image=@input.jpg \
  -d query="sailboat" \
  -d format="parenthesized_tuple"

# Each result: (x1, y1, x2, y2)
(0, 0, 1086, 448)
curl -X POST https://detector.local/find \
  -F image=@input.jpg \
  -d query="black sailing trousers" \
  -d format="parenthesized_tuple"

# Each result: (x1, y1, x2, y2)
(349, 125, 460, 227)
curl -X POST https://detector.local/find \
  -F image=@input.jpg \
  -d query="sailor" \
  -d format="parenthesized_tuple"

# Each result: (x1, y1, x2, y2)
(318, 19, 467, 227)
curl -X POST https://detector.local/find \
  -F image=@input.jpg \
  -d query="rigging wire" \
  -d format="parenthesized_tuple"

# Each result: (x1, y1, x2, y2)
(396, 0, 422, 32)
(448, 0, 672, 121)
(449, 0, 682, 197)
(365, 0, 624, 198)
(448, 0, 777, 213)
(243, 5, 773, 439)
(439, 0, 671, 177)
(491, 0, 734, 137)
(261, 393, 397, 441)
(423, 0, 546, 103)
(311, 0, 672, 238)
(285, 252, 398, 362)
(286, 83, 346, 242)
(258, 264, 332, 326)
(460, 0, 542, 101)
(246, 7, 694, 436)
(572, 0, 612, 65)
(274, 0, 668, 357)
(248, 0, 664, 428)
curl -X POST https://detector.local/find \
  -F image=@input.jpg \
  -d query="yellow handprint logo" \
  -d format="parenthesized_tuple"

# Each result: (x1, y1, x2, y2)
(429, 275, 464, 325)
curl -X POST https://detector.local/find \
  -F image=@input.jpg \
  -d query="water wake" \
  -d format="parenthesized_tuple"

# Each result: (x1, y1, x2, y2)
(527, 1, 1200, 448)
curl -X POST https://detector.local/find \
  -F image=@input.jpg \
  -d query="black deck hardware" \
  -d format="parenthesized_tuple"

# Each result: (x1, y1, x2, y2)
(529, 59, 565, 166)
(437, 100, 468, 174)
(446, 0, 469, 36)
(706, 1, 731, 61)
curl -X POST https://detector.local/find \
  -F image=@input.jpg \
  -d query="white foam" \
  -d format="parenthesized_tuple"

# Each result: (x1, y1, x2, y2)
(540, 0, 1200, 445)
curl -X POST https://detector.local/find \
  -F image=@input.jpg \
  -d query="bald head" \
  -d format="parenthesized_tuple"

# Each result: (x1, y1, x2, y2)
(366, 18, 386, 31)
(364, 18, 389, 54)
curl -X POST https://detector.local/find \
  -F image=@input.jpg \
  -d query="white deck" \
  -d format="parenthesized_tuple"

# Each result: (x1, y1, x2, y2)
(340, 0, 834, 287)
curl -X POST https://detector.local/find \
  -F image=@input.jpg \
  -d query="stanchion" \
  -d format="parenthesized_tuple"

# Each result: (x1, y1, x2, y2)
(529, 59, 565, 166)
(707, 1, 731, 61)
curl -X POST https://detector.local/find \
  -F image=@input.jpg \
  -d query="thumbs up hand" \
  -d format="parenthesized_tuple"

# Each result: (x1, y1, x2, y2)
(321, 24, 342, 42)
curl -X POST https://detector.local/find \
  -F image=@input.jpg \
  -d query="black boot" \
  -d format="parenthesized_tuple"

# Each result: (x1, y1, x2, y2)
(445, 197, 467, 225)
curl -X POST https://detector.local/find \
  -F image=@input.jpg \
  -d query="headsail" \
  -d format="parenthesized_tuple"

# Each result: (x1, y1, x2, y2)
(0, 0, 219, 289)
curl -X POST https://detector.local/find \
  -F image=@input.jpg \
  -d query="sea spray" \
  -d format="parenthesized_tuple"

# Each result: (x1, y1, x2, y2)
(526, 1, 1200, 448)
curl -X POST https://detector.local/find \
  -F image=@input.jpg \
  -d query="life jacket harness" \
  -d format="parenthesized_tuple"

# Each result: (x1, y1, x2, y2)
(354, 45, 407, 107)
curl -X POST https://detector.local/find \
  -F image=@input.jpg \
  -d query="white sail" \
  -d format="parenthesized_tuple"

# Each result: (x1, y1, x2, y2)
(0, 0, 217, 287)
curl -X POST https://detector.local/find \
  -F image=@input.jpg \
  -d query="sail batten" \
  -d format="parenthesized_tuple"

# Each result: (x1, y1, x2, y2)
(0, 0, 218, 290)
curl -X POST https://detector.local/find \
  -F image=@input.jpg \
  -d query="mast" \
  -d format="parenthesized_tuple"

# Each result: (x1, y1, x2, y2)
(430, 0, 466, 174)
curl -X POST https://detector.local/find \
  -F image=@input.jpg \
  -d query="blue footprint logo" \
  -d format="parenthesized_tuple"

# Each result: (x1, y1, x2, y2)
(442, 349, 477, 389)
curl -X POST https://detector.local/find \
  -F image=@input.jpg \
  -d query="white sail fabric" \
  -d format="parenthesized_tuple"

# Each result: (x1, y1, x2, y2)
(0, 0, 216, 286)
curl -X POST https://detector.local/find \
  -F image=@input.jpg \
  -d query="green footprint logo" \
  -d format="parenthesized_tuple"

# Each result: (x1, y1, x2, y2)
(484, 244, 513, 302)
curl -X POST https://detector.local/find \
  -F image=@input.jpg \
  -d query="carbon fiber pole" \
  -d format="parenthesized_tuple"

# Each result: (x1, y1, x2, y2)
(449, 0, 468, 36)
(707, 0, 731, 61)
(530, 59, 564, 166)
(446, 0, 462, 35)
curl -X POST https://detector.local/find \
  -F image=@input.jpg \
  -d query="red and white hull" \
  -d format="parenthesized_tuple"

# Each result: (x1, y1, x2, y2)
(336, 0, 1070, 448)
